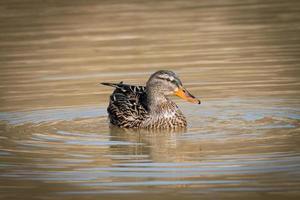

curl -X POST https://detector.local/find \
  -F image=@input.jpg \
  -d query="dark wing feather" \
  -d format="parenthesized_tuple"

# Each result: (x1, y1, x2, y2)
(102, 82, 148, 128)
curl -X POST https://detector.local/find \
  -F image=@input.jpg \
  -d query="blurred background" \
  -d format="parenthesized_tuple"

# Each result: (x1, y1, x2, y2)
(0, 1, 300, 200)
(1, 0, 299, 111)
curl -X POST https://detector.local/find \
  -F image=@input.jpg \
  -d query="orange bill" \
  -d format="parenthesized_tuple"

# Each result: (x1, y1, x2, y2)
(174, 87, 201, 104)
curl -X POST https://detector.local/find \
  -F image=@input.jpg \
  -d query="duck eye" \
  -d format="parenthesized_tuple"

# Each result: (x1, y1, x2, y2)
(171, 79, 179, 86)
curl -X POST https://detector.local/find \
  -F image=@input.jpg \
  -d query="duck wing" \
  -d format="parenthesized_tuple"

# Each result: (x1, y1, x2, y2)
(101, 82, 148, 128)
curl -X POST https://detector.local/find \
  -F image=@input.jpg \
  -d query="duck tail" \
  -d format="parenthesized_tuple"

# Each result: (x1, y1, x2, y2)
(100, 81, 123, 88)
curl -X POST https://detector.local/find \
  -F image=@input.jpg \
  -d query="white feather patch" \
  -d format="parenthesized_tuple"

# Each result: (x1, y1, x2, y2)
(162, 110, 176, 118)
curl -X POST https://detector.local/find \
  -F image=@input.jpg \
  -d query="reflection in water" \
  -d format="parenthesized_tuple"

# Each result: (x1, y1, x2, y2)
(1, 0, 300, 199)
(109, 126, 190, 163)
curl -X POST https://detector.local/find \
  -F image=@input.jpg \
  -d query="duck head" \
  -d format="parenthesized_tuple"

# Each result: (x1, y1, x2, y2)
(146, 70, 201, 104)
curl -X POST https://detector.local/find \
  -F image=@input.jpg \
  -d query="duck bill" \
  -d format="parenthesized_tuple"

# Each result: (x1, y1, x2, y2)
(174, 87, 201, 104)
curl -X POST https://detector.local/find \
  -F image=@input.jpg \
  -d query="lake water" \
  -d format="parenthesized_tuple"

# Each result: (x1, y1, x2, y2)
(0, 0, 300, 199)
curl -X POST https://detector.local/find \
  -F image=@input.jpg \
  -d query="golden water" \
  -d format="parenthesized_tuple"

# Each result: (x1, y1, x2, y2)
(0, 0, 300, 199)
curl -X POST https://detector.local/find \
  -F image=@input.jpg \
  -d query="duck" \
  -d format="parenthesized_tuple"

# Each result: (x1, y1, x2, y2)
(101, 70, 200, 129)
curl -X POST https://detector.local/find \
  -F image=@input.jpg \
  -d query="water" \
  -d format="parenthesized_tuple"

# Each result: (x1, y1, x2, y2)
(1, 0, 300, 199)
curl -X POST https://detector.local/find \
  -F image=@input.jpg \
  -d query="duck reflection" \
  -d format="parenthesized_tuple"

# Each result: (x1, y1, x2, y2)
(108, 126, 201, 163)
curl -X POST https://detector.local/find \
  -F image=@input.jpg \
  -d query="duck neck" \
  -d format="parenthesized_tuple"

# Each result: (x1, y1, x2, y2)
(146, 89, 174, 115)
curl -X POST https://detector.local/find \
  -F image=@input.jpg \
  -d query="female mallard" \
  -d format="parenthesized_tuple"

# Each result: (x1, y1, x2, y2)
(101, 70, 200, 129)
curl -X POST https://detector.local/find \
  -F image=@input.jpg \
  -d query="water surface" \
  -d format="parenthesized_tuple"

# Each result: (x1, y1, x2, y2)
(0, 0, 300, 199)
